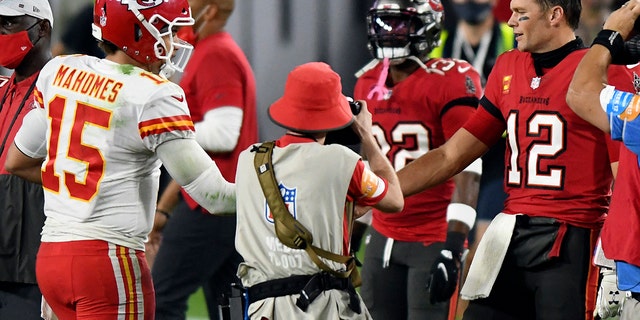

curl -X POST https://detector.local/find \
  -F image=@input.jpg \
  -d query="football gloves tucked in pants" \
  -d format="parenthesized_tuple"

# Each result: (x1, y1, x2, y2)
(428, 249, 460, 304)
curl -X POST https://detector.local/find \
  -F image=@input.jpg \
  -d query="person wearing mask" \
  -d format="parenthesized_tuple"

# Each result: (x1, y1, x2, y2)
(432, 0, 514, 85)
(0, 0, 52, 318)
(235, 61, 403, 319)
(396, 0, 635, 318)
(567, 1, 640, 318)
(354, 0, 482, 318)
(148, 0, 258, 319)
(4, 0, 236, 318)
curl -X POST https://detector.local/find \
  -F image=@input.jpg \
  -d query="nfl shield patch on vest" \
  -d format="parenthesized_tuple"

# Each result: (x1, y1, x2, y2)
(265, 183, 297, 223)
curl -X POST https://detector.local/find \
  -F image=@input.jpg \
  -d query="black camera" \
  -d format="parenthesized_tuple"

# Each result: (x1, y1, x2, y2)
(347, 97, 362, 115)
(325, 97, 362, 149)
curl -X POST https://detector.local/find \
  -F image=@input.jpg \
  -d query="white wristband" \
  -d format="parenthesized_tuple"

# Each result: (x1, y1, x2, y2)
(446, 203, 477, 229)
(462, 158, 482, 175)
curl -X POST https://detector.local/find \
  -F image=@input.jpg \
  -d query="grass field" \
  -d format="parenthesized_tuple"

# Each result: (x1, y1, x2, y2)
(186, 288, 209, 320)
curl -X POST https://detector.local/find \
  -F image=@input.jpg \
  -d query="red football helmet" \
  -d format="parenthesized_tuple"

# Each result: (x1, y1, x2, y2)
(92, 0, 194, 78)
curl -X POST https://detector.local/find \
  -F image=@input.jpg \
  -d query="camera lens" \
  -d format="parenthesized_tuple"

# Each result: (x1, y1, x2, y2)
(347, 97, 361, 115)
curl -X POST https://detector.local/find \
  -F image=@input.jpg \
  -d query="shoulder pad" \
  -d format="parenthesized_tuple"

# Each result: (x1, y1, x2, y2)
(425, 58, 479, 77)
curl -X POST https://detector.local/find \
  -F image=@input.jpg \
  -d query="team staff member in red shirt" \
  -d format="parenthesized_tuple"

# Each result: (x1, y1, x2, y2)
(148, 0, 258, 319)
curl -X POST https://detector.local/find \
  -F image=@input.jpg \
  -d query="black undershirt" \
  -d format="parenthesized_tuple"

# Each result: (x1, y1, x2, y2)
(530, 38, 585, 76)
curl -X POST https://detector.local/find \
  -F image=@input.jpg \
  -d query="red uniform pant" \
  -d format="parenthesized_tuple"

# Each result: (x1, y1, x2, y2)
(37, 240, 154, 320)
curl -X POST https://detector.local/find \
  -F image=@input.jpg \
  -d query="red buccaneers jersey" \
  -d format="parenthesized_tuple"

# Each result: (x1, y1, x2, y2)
(354, 58, 482, 243)
(465, 49, 615, 228)
(602, 64, 640, 266)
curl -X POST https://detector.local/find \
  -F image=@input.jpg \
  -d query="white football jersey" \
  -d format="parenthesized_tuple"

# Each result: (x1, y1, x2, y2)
(15, 55, 195, 250)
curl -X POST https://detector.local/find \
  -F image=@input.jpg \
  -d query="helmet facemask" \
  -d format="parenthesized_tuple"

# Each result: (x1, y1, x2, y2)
(366, 0, 443, 61)
(92, 0, 195, 79)
(140, 10, 194, 79)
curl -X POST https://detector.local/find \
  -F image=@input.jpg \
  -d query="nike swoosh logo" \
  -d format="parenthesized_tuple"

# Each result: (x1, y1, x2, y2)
(171, 95, 184, 102)
(458, 65, 471, 73)
(437, 263, 448, 282)
(627, 63, 640, 69)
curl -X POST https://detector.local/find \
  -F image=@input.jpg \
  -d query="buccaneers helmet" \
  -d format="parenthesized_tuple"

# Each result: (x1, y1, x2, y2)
(92, 0, 194, 78)
(367, 0, 444, 60)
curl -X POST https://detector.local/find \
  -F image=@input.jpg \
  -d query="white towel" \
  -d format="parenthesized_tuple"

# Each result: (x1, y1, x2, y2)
(460, 213, 517, 300)
(41, 296, 58, 320)
(593, 237, 616, 269)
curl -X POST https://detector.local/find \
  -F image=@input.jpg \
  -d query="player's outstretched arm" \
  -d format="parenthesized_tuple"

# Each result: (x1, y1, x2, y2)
(567, 1, 640, 132)
(566, 44, 613, 133)
(398, 128, 487, 197)
(351, 100, 403, 213)
(156, 139, 236, 215)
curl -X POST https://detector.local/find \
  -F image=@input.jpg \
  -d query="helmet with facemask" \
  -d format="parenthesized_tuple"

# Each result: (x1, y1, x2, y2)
(92, 0, 195, 78)
(366, 0, 444, 60)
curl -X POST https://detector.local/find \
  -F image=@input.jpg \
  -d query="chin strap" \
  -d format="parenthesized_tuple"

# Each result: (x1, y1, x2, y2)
(354, 59, 380, 78)
(159, 64, 173, 79)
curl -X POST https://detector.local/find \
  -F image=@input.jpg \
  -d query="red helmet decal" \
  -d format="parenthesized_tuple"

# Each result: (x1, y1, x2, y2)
(428, 0, 443, 12)
(123, 0, 165, 10)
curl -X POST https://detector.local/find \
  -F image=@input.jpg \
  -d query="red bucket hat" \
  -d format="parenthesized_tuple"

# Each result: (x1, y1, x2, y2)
(269, 62, 354, 133)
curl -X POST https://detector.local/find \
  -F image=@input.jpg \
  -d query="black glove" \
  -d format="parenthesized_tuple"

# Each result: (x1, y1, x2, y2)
(427, 249, 460, 304)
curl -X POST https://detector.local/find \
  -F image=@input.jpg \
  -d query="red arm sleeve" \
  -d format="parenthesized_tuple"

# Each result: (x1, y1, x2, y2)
(463, 104, 506, 148)
(347, 160, 389, 206)
(441, 105, 478, 139)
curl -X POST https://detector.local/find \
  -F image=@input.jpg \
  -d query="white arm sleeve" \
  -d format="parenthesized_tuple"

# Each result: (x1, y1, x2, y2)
(193, 107, 243, 153)
(13, 108, 48, 159)
(156, 139, 236, 214)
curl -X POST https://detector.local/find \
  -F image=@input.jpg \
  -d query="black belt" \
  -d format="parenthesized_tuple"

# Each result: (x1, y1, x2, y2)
(247, 272, 361, 314)
(515, 215, 558, 227)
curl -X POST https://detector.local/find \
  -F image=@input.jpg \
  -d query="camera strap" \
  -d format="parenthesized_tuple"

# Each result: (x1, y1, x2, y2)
(252, 141, 361, 286)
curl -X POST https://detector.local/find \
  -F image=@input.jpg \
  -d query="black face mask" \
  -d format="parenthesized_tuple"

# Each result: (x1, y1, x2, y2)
(452, 2, 493, 25)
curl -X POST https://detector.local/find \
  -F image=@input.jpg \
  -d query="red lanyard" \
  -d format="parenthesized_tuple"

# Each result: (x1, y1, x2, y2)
(0, 78, 37, 157)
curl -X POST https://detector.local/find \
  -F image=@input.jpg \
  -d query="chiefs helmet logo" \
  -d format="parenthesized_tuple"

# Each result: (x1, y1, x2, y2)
(119, 0, 165, 10)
